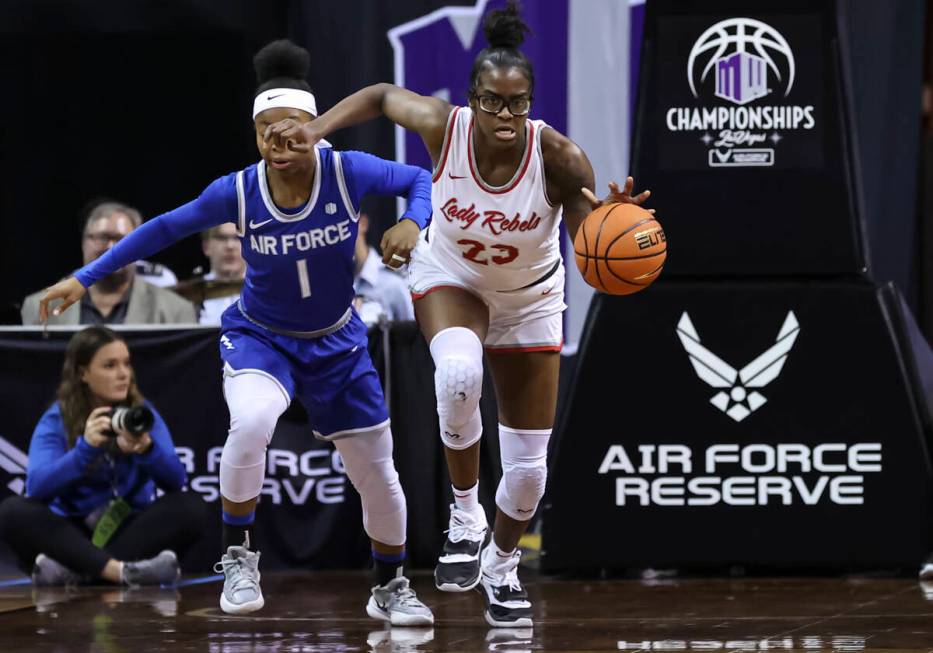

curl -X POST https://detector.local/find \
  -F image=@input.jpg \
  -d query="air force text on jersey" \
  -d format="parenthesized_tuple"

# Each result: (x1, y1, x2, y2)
(249, 220, 352, 256)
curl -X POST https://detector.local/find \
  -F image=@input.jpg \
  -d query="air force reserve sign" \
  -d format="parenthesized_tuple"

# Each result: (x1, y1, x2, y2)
(542, 283, 931, 569)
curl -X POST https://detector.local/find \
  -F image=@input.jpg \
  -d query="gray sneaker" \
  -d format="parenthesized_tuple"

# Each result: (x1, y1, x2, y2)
(213, 546, 264, 614)
(366, 576, 434, 626)
(32, 554, 84, 587)
(123, 550, 180, 587)
(367, 627, 435, 648)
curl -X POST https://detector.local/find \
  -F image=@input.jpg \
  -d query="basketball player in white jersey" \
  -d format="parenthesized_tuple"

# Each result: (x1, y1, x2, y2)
(266, 1, 650, 628)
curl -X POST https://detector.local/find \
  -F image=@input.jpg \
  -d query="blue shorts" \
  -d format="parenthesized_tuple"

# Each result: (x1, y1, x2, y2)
(219, 303, 389, 440)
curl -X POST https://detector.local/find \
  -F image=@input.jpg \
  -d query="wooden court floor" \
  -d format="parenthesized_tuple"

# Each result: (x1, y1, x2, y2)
(2, 571, 933, 652)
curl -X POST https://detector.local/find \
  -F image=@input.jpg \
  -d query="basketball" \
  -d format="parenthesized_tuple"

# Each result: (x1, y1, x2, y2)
(573, 203, 667, 295)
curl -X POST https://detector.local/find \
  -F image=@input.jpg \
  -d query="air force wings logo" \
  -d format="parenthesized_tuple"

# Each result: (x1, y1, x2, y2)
(0, 435, 28, 495)
(677, 311, 800, 422)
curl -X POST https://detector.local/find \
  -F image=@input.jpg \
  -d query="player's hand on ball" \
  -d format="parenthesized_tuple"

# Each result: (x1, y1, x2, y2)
(581, 177, 654, 213)
(262, 119, 322, 154)
(39, 277, 86, 322)
(380, 219, 420, 269)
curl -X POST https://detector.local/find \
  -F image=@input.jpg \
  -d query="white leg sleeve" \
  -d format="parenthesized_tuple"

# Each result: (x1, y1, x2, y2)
(335, 425, 407, 547)
(430, 327, 484, 450)
(495, 424, 551, 521)
(219, 372, 289, 503)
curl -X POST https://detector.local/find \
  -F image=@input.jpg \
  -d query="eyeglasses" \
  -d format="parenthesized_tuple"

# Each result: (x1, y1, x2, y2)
(473, 93, 531, 116)
(84, 232, 126, 246)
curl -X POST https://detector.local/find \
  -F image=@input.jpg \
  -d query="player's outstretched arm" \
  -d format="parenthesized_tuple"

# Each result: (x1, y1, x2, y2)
(542, 129, 652, 241)
(35, 176, 236, 322)
(542, 129, 597, 241)
(265, 83, 451, 163)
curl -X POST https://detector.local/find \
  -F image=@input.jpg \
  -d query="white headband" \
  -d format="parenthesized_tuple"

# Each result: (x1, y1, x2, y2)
(252, 88, 318, 120)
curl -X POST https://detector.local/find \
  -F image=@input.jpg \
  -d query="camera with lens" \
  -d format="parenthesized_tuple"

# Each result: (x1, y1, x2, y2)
(108, 405, 154, 437)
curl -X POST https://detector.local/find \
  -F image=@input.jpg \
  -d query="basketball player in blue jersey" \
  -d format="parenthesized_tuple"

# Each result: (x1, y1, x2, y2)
(36, 40, 434, 625)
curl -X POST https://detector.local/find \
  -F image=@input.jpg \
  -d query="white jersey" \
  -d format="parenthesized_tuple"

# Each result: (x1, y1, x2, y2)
(423, 106, 563, 293)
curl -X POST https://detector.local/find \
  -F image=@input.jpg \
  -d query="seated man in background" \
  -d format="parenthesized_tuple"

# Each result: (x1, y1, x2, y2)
(353, 212, 414, 327)
(135, 259, 178, 288)
(197, 223, 246, 325)
(0, 326, 207, 586)
(22, 201, 196, 325)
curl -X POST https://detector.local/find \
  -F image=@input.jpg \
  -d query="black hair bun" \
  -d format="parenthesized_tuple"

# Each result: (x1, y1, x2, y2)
(253, 39, 311, 84)
(484, 0, 530, 50)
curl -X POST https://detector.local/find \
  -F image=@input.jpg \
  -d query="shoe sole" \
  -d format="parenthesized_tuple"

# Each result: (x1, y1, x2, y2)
(484, 610, 533, 628)
(435, 572, 481, 593)
(366, 599, 434, 626)
(219, 593, 265, 614)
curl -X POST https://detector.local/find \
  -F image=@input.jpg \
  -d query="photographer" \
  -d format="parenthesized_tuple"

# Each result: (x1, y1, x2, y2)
(0, 326, 206, 585)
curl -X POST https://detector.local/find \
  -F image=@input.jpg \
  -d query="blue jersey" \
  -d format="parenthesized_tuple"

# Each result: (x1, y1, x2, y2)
(75, 148, 431, 332)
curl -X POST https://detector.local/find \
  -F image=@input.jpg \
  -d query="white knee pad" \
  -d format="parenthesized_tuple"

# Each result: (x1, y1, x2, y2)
(336, 426, 407, 547)
(219, 372, 289, 503)
(495, 424, 551, 521)
(430, 327, 484, 450)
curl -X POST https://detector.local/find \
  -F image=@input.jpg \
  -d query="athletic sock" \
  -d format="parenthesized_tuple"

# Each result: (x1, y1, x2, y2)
(452, 482, 480, 514)
(372, 549, 405, 587)
(222, 510, 255, 551)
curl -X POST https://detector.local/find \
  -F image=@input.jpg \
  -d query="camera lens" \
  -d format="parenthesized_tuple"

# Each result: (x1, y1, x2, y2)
(111, 405, 154, 436)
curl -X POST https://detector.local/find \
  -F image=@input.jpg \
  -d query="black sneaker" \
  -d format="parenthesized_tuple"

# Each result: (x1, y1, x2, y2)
(920, 553, 933, 580)
(434, 504, 488, 592)
(477, 545, 533, 628)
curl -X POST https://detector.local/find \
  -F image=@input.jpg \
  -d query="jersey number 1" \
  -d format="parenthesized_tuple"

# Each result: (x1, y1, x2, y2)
(296, 259, 311, 298)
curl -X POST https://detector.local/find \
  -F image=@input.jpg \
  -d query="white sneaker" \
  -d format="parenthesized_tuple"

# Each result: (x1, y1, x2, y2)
(478, 545, 533, 628)
(214, 546, 264, 614)
(920, 553, 933, 580)
(366, 576, 434, 626)
(435, 504, 488, 592)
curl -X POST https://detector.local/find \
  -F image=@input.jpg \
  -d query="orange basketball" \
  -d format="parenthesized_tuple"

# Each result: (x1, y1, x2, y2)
(573, 203, 667, 295)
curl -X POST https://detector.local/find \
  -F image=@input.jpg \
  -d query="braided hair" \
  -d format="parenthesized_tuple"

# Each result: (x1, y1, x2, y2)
(468, 0, 535, 98)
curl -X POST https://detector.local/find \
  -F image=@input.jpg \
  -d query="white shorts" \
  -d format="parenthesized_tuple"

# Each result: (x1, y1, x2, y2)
(409, 238, 566, 353)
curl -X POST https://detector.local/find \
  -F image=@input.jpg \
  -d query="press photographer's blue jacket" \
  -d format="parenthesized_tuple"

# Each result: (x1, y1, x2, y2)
(25, 401, 187, 518)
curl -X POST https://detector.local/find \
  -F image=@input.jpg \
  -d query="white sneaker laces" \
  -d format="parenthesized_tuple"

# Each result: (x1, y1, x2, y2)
(487, 551, 523, 593)
(213, 557, 256, 593)
(502, 561, 523, 593)
(396, 585, 423, 608)
(444, 508, 486, 542)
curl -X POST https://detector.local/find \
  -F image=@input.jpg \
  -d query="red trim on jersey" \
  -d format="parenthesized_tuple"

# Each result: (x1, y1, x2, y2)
(485, 342, 563, 353)
(431, 107, 461, 183)
(467, 118, 535, 194)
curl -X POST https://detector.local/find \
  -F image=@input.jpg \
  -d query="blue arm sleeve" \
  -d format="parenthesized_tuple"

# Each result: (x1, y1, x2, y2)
(74, 174, 239, 288)
(134, 403, 187, 492)
(340, 151, 432, 230)
(26, 409, 105, 500)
